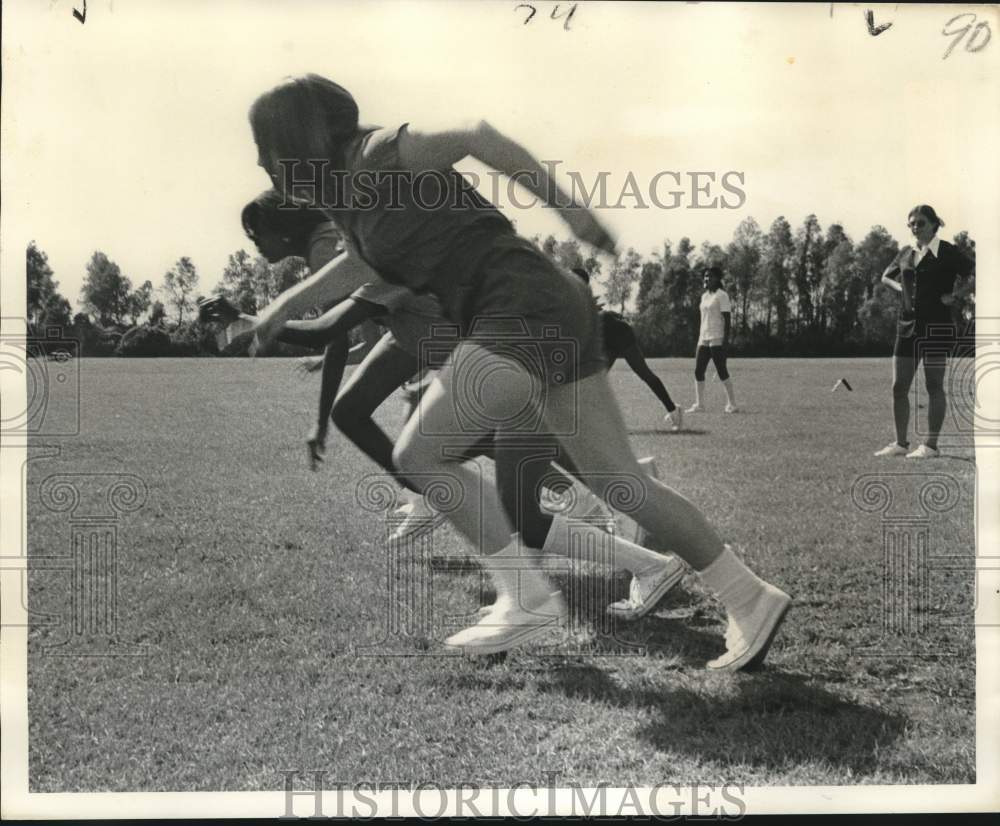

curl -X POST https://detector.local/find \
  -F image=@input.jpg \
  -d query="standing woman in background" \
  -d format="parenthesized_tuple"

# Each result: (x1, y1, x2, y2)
(688, 266, 738, 414)
(874, 204, 972, 459)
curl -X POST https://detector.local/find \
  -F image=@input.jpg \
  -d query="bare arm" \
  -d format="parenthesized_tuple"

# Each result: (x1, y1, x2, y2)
(283, 297, 381, 346)
(880, 272, 903, 293)
(398, 121, 617, 255)
(880, 250, 905, 293)
(251, 247, 381, 352)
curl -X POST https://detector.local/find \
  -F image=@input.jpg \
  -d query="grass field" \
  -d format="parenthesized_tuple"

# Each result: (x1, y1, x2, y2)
(26, 357, 977, 791)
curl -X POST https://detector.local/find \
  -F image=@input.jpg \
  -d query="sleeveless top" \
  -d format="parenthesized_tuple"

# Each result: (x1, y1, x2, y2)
(306, 220, 450, 355)
(327, 124, 514, 311)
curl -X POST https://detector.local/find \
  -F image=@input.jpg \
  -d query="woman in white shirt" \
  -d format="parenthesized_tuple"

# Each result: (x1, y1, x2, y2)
(688, 267, 738, 413)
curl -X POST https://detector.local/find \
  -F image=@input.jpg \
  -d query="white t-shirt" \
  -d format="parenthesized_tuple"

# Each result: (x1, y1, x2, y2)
(698, 289, 732, 344)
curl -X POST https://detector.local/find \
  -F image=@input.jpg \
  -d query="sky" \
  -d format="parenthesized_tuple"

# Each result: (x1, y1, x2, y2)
(3, 1, 998, 311)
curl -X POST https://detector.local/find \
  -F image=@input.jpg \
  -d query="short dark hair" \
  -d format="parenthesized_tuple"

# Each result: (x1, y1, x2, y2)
(705, 266, 724, 281)
(908, 204, 945, 231)
(241, 189, 329, 252)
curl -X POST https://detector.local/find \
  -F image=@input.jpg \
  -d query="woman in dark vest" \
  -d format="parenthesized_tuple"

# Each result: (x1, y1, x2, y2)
(875, 204, 972, 459)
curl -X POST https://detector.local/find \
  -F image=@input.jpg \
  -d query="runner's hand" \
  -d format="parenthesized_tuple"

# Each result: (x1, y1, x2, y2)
(306, 425, 327, 471)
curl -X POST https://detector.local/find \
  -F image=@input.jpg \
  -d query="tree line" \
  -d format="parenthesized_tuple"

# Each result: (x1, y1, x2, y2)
(529, 215, 976, 356)
(26, 212, 976, 357)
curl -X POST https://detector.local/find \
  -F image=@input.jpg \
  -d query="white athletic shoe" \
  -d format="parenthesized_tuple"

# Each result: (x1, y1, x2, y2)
(724, 403, 738, 414)
(446, 591, 567, 655)
(873, 442, 909, 457)
(664, 408, 684, 431)
(606, 556, 686, 621)
(386, 496, 443, 547)
(906, 444, 941, 459)
(706, 583, 791, 672)
(686, 403, 705, 413)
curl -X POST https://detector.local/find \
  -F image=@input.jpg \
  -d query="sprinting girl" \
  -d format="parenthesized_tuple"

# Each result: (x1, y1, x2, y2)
(571, 268, 683, 431)
(246, 74, 790, 668)
(207, 189, 681, 617)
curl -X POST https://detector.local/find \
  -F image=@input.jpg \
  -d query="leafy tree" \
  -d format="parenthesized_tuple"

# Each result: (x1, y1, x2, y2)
(636, 240, 670, 318)
(162, 257, 200, 324)
(217, 249, 260, 314)
(854, 226, 899, 301)
(636, 259, 664, 317)
(792, 214, 823, 331)
(247, 255, 309, 309)
(951, 230, 976, 327)
(149, 301, 167, 327)
(26, 241, 72, 330)
(761, 217, 794, 339)
(80, 251, 133, 326)
(822, 238, 860, 339)
(660, 237, 697, 350)
(726, 217, 763, 335)
(126, 280, 154, 325)
(602, 247, 642, 313)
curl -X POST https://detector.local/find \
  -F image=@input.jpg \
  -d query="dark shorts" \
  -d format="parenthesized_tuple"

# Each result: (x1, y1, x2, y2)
(893, 318, 958, 361)
(458, 234, 607, 387)
(601, 313, 636, 360)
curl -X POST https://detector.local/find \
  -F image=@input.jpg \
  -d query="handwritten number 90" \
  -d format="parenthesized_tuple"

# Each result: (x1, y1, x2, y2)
(942, 13, 992, 59)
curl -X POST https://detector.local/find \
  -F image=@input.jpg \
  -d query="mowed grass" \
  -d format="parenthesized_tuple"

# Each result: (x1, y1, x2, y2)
(26, 357, 976, 791)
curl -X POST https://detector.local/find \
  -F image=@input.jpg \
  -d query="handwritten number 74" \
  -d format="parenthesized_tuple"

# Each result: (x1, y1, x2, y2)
(942, 13, 992, 59)
(516, 3, 578, 31)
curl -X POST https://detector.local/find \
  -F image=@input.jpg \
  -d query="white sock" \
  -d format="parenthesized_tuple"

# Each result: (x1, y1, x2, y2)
(694, 380, 705, 407)
(484, 533, 553, 611)
(722, 379, 736, 406)
(697, 545, 766, 626)
(543, 514, 665, 576)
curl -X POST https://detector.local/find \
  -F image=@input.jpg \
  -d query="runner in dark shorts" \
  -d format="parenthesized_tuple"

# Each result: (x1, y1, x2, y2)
(571, 268, 683, 431)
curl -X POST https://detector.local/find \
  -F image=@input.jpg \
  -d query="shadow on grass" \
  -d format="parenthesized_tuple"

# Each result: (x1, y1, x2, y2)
(540, 664, 906, 776)
(438, 563, 907, 775)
